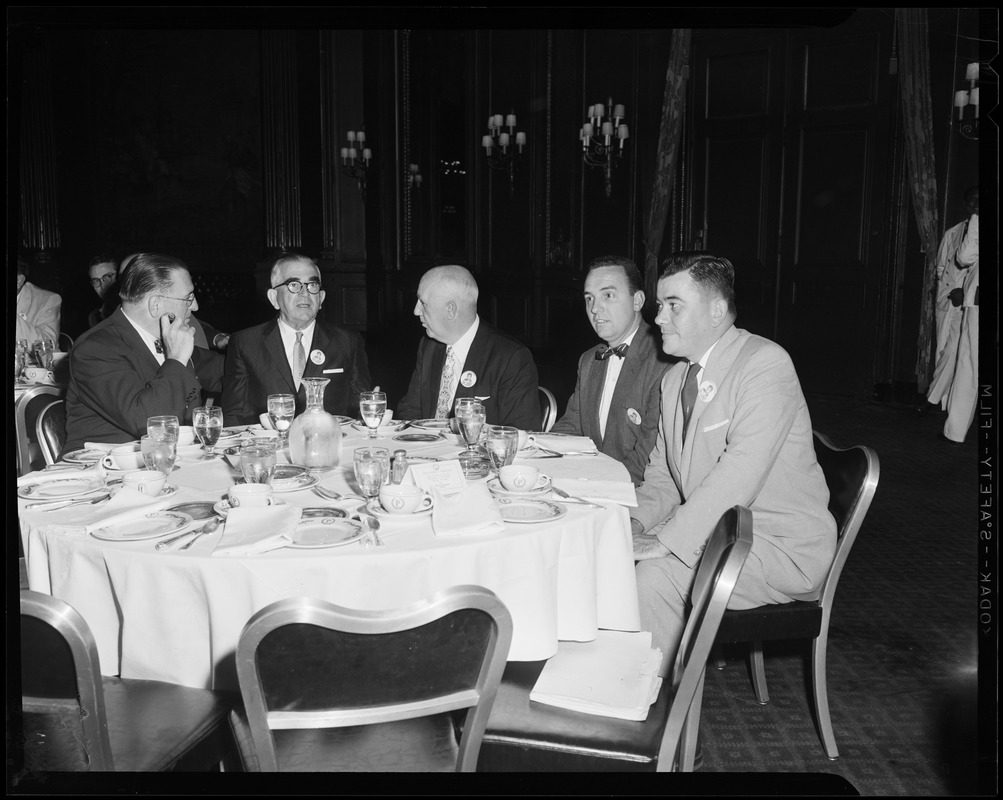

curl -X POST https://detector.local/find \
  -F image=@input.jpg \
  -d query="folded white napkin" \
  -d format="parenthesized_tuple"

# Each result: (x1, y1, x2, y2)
(169, 458, 238, 493)
(528, 434, 598, 456)
(211, 505, 303, 557)
(17, 467, 102, 488)
(430, 483, 506, 537)
(530, 630, 663, 721)
(85, 441, 127, 453)
(42, 487, 173, 536)
(551, 477, 638, 508)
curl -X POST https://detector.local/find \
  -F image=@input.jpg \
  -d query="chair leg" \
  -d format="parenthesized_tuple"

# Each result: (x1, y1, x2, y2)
(810, 632, 839, 759)
(749, 641, 769, 704)
(678, 670, 706, 772)
(711, 644, 726, 670)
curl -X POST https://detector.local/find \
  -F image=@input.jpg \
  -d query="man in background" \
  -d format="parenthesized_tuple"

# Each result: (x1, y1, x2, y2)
(222, 253, 372, 425)
(16, 257, 61, 345)
(551, 255, 673, 485)
(943, 210, 978, 443)
(87, 253, 120, 329)
(397, 264, 540, 430)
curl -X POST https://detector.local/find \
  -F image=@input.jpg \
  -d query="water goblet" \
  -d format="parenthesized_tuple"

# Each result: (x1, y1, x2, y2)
(141, 434, 177, 478)
(147, 415, 180, 443)
(360, 391, 387, 441)
(240, 440, 278, 485)
(33, 338, 55, 369)
(192, 405, 223, 460)
(267, 393, 296, 444)
(484, 425, 519, 472)
(455, 400, 486, 456)
(354, 447, 389, 500)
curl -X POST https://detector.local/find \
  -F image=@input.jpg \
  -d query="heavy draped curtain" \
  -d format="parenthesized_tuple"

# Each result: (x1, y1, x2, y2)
(896, 8, 941, 391)
(642, 28, 691, 298)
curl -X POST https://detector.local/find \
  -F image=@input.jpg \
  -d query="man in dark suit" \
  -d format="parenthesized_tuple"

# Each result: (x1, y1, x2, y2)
(551, 255, 674, 485)
(63, 253, 210, 452)
(396, 265, 539, 430)
(221, 254, 372, 425)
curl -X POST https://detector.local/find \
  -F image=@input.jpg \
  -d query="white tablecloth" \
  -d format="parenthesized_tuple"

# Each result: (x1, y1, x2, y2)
(20, 426, 640, 691)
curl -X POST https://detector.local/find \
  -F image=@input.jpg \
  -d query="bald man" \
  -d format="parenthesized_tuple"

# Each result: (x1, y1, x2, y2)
(397, 265, 540, 430)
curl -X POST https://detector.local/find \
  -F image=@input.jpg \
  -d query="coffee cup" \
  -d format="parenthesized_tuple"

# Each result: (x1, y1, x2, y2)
(102, 444, 145, 471)
(176, 425, 196, 446)
(23, 366, 54, 384)
(517, 430, 530, 450)
(121, 469, 167, 496)
(228, 483, 277, 508)
(498, 464, 543, 492)
(379, 484, 433, 515)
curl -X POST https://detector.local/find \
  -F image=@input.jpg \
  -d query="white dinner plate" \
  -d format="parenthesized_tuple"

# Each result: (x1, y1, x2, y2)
(91, 511, 194, 541)
(333, 415, 355, 426)
(393, 433, 441, 443)
(271, 464, 311, 484)
(298, 507, 350, 521)
(270, 472, 320, 493)
(285, 519, 365, 549)
(496, 498, 567, 524)
(486, 475, 553, 498)
(213, 498, 286, 518)
(351, 420, 409, 434)
(365, 498, 434, 521)
(411, 419, 452, 431)
(18, 476, 107, 500)
(61, 448, 107, 465)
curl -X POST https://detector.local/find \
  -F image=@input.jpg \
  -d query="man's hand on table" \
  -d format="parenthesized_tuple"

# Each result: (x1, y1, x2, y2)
(631, 518, 669, 560)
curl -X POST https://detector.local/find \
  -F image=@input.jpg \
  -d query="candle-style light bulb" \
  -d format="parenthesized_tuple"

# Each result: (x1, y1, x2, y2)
(347, 131, 356, 142)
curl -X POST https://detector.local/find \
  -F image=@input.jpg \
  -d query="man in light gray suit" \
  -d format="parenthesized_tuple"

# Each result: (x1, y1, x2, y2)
(551, 256, 674, 485)
(632, 252, 836, 676)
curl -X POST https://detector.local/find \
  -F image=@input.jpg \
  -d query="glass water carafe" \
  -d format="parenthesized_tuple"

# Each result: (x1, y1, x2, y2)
(288, 377, 342, 470)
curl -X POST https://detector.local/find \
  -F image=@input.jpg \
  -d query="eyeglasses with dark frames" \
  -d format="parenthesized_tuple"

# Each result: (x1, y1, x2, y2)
(89, 274, 117, 288)
(272, 278, 323, 295)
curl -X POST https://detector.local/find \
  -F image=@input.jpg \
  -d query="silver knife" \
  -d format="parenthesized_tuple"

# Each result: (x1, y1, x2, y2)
(156, 517, 220, 550)
(26, 493, 111, 511)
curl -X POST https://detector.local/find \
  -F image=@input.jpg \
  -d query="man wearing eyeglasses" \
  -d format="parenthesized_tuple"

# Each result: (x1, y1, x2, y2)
(86, 253, 119, 329)
(63, 252, 213, 452)
(221, 253, 373, 425)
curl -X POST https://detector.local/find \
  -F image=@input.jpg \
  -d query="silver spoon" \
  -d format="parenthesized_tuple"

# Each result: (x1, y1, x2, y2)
(156, 517, 219, 551)
(178, 518, 221, 551)
(313, 486, 343, 501)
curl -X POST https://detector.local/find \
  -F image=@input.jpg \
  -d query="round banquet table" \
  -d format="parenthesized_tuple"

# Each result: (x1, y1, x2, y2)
(20, 426, 640, 691)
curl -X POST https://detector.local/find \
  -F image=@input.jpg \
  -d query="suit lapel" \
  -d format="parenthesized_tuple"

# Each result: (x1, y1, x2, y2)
(109, 309, 161, 375)
(264, 321, 298, 394)
(426, 340, 446, 414)
(302, 323, 329, 380)
(581, 349, 607, 443)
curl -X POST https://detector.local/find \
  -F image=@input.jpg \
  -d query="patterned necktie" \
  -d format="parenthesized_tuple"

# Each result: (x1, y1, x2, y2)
(294, 331, 305, 390)
(435, 346, 457, 419)
(680, 362, 701, 443)
(154, 339, 164, 354)
(596, 342, 629, 360)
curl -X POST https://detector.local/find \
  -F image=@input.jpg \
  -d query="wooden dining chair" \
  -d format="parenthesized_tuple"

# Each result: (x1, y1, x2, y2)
(710, 431, 880, 759)
(231, 585, 513, 771)
(18, 591, 236, 772)
(475, 505, 754, 772)
(35, 399, 66, 466)
(15, 385, 64, 476)
(538, 386, 558, 432)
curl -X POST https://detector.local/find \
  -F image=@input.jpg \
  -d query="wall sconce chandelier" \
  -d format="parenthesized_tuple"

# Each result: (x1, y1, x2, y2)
(580, 98, 629, 198)
(340, 129, 372, 199)
(954, 62, 980, 140)
(482, 111, 526, 198)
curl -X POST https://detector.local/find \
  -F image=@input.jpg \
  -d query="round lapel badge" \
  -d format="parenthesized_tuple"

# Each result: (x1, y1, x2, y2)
(698, 380, 717, 403)
(460, 370, 477, 388)
(627, 408, 642, 425)
(310, 349, 325, 365)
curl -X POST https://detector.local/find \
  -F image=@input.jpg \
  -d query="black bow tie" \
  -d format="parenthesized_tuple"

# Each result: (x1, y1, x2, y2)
(596, 343, 629, 360)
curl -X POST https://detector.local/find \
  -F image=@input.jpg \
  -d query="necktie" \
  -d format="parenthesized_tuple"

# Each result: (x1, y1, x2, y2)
(154, 339, 164, 354)
(294, 332, 305, 390)
(596, 342, 629, 360)
(680, 362, 701, 443)
(435, 346, 457, 419)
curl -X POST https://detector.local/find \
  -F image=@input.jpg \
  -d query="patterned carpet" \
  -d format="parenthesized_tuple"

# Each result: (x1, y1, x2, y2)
(693, 395, 985, 795)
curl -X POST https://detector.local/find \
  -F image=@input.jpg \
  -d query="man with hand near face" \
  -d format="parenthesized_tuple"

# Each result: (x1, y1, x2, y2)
(397, 264, 540, 429)
(63, 253, 209, 451)
(551, 255, 673, 486)
(631, 252, 836, 677)
(222, 253, 372, 425)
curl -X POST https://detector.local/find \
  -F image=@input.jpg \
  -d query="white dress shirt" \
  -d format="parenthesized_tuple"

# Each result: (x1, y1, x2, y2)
(443, 315, 481, 400)
(277, 318, 316, 385)
(598, 325, 640, 439)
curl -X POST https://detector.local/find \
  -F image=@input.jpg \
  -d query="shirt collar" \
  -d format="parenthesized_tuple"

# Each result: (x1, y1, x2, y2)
(449, 315, 480, 365)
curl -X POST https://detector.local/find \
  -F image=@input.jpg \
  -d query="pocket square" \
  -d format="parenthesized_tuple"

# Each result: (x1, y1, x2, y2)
(323, 368, 344, 374)
(702, 418, 730, 433)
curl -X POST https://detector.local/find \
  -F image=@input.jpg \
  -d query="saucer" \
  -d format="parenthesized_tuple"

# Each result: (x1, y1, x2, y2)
(487, 475, 552, 497)
(213, 497, 286, 517)
(366, 498, 433, 521)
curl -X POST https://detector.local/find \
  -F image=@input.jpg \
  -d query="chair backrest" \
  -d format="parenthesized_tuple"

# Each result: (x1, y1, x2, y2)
(538, 386, 557, 432)
(658, 505, 753, 769)
(236, 585, 513, 772)
(58, 332, 75, 352)
(15, 385, 65, 476)
(36, 399, 67, 466)
(812, 431, 880, 611)
(20, 590, 114, 771)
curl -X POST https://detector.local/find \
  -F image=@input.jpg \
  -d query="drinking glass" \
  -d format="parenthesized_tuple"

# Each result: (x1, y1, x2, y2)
(360, 391, 387, 441)
(267, 393, 296, 444)
(455, 400, 486, 455)
(14, 352, 24, 382)
(147, 415, 180, 443)
(240, 440, 278, 485)
(141, 434, 177, 477)
(33, 338, 55, 369)
(354, 447, 389, 500)
(484, 425, 519, 471)
(192, 405, 223, 460)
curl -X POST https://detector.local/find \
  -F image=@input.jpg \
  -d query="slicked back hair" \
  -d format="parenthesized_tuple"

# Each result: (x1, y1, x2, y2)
(118, 253, 189, 303)
(585, 255, 643, 295)
(659, 252, 737, 319)
(269, 253, 320, 287)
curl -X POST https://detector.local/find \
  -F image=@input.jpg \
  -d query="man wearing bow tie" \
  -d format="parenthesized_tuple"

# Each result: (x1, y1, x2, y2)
(551, 256, 673, 485)
(631, 252, 836, 676)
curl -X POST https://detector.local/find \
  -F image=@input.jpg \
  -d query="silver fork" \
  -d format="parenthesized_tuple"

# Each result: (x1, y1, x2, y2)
(179, 518, 221, 551)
